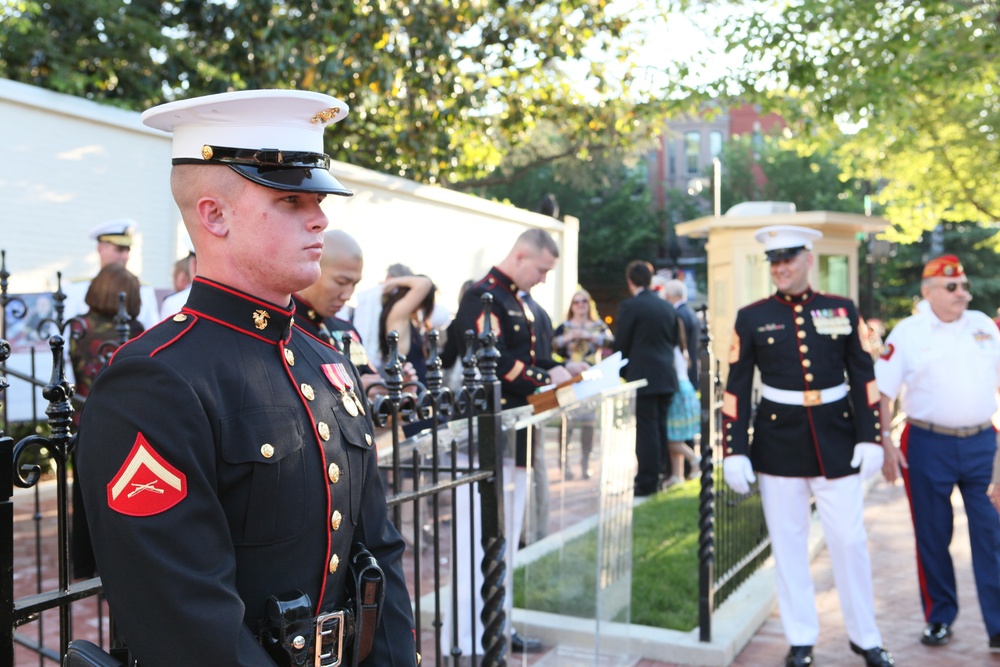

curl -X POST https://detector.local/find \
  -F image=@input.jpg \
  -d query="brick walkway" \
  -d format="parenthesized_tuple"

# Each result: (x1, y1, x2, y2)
(11, 474, 999, 665)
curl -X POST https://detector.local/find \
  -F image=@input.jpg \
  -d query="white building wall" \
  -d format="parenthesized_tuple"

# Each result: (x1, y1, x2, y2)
(0, 78, 573, 319)
(0, 79, 575, 421)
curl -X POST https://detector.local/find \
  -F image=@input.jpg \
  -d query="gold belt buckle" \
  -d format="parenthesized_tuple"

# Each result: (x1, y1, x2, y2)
(803, 389, 822, 407)
(314, 610, 344, 667)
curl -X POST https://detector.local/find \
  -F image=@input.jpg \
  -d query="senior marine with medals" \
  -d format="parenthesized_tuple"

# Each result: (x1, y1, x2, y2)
(721, 226, 894, 667)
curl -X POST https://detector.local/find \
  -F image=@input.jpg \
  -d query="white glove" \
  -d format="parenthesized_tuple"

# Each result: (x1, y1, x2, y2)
(850, 443, 884, 480)
(723, 455, 756, 495)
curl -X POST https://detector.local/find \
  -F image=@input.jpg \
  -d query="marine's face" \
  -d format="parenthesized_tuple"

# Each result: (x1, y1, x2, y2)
(514, 248, 557, 292)
(97, 241, 130, 268)
(769, 250, 812, 295)
(922, 277, 971, 323)
(229, 181, 329, 304)
(305, 255, 364, 317)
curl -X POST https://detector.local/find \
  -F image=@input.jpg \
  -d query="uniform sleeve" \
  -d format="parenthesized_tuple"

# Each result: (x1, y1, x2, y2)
(350, 375, 417, 666)
(77, 356, 275, 667)
(722, 308, 755, 457)
(874, 325, 906, 401)
(843, 301, 880, 443)
(464, 290, 552, 396)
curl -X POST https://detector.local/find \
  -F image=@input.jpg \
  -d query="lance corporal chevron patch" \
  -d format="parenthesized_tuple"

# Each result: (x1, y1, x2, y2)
(107, 433, 187, 516)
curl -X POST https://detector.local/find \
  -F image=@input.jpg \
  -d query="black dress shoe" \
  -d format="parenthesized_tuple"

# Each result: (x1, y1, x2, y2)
(510, 629, 542, 653)
(990, 633, 1000, 652)
(920, 621, 952, 646)
(785, 645, 813, 667)
(849, 642, 895, 666)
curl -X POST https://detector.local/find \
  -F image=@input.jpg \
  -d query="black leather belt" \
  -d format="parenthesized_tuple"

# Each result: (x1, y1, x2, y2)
(259, 543, 385, 667)
(907, 417, 994, 438)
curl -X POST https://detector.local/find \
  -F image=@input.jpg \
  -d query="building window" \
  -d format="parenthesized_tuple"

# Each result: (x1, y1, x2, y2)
(685, 131, 701, 175)
(819, 254, 850, 297)
(668, 139, 676, 178)
(710, 131, 723, 158)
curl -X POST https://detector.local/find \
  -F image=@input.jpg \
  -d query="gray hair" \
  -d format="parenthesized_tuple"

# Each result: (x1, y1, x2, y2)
(664, 279, 687, 301)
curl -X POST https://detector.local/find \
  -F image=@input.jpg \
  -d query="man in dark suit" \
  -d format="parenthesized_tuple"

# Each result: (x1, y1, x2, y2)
(613, 260, 679, 496)
(664, 278, 700, 386)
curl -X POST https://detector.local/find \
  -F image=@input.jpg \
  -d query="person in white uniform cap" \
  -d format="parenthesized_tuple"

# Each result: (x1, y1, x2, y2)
(74, 89, 418, 667)
(63, 219, 160, 331)
(722, 225, 894, 667)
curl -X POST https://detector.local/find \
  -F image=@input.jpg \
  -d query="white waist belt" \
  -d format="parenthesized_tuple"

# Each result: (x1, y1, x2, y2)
(760, 383, 848, 407)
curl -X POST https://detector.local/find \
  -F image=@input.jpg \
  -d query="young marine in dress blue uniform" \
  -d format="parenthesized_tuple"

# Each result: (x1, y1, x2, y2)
(76, 90, 417, 667)
(722, 226, 894, 667)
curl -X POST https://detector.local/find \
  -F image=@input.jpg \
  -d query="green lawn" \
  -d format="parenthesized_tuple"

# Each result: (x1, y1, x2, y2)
(514, 481, 702, 630)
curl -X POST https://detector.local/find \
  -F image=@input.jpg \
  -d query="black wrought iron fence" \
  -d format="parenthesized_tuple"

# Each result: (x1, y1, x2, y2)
(696, 304, 772, 643)
(0, 250, 514, 667)
(2, 248, 777, 663)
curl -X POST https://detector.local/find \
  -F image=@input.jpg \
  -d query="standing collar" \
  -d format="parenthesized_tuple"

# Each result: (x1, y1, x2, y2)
(485, 266, 519, 295)
(183, 277, 294, 343)
(773, 287, 815, 306)
(291, 294, 324, 327)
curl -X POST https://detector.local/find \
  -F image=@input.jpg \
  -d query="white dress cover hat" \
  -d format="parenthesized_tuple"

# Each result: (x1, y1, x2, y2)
(141, 89, 352, 196)
(754, 225, 823, 261)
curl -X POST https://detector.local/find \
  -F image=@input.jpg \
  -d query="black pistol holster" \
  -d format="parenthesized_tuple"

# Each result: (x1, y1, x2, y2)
(63, 640, 136, 667)
(260, 542, 386, 667)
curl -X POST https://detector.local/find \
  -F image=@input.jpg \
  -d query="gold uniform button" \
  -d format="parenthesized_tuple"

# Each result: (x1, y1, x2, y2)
(797, 330, 806, 339)
(767, 337, 774, 344)
(317, 421, 331, 441)
(284, 348, 295, 365)
(771, 414, 777, 420)
(805, 373, 814, 382)
(173, 313, 187, 322)
(331, 510, 342, 531)
(514, 325, 521, 332)
(875, 435, 882, 442)
(874, 410, 880, 417)
(726, 434, 732, 441)
(802, 359, 811, 368)
(726, 447, 734, 454)
(365, 433, 372, 445)
(261, 443, 274, 458)
(796, 317, 805, 325)
(800, 345, 808, 353)
(329, 554, 339, 573)
(328, 463, 341, 484)
(794, 305, 803, 313)
(875, 422, 881, 429)
(301, 383, 315, 401)
(844, 412, 850, 419)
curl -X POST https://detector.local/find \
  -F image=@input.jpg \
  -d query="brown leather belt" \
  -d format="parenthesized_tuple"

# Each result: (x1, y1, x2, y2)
(906, 417, 994, 438)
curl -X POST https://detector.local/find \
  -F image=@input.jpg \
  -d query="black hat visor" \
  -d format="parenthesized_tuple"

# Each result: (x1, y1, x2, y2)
(764, 246, 807, 262)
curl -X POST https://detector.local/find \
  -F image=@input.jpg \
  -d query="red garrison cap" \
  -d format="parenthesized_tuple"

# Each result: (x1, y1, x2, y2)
(922, 255, 965, 279)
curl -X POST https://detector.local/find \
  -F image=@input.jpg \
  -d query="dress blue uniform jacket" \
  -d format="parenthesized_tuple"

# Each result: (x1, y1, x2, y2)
(77, 278, 416, 667)
(448, 266, 558, 465)
(722, 288, 882, 478)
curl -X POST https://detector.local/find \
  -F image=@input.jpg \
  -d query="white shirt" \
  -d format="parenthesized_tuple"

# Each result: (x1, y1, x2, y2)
(159, 286, 191, 319)
(875, 307, 1000, 427)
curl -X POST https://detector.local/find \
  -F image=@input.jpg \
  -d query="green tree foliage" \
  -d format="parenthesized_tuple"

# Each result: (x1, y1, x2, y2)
(672, 0, 999, 238)
(865, 221, 1000, 330)
(1, 0, 674, 188)
(715, 133, 870, 215)
(479, 159, 663, 291)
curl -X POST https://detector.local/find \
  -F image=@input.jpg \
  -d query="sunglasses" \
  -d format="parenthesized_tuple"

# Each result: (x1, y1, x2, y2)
(939, 281, 970, 293)
(572, 299, 589, 304)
